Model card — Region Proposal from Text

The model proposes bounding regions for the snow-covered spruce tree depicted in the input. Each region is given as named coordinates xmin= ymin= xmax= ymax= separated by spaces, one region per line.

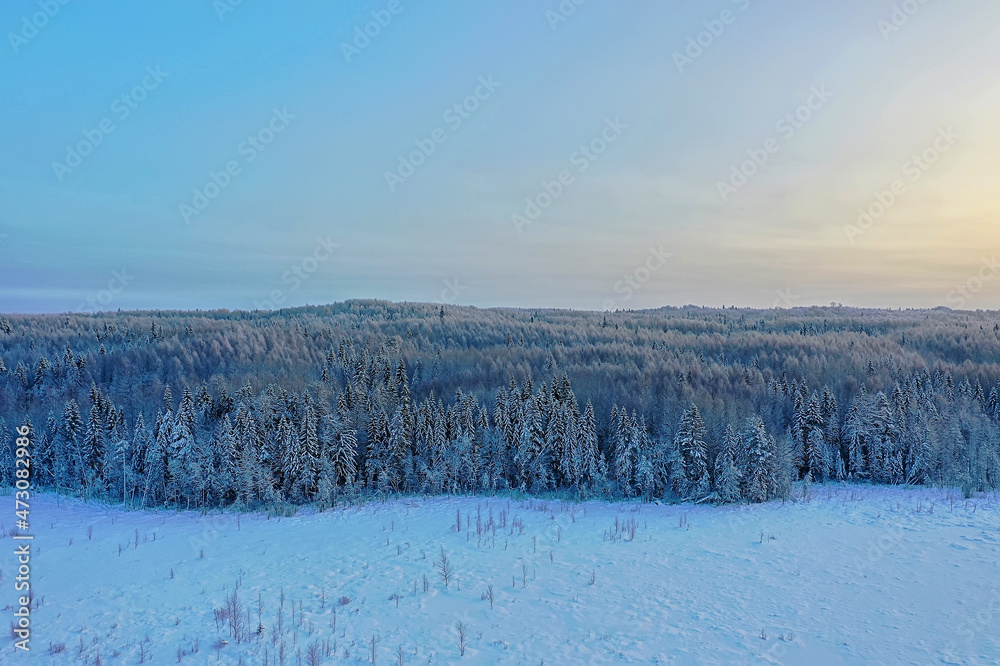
xmin=58 ymin=399 xmax=84 ymax=491
xmin=325 ymin=392 xmax=359 ymax=488
xmin=33 ymin=413 xmax=58 ymax=488
xmin=771 ymin=432 xmax=796 ymax=501
xmin=547 ymin=400 xmax=570 ymax=488
xmin=792 ymin=392 xmax=825 ymax=477
xmin=365 ymin=409 xmax=394 ymax=492
xmin=805 ymin=428 xmax=828 ymax=482
xmin=388 ymin=406 xmax=414 ymax=492
xmin=674 ymin=405 xmax=710 ymax=499
xmin=515 ymin=395 xmax=549 ymax=491
xmin=101 ymin=408 xmax=130 ymax=502
xmin=821 ymin=386 xmax=841 ymax=461
xmin=742 ymin=417 xmax=772 ymax=503
xmin=578 ymin=401 xmax=606 ymax=491
xmin=210 ymin=415 xmax=238 ymax=505
xmin=272 ymin=414 xmax=297 ymax=496
xmin=164 ymin=411 xmax=198 ymax=507
xmin=667 ymin=439 xmax=687 ymax=499
xmin=556 ymin=399 xmax=579 ymax=489
xmin=611 ymin=407 xmax=637 ymax=496
xmin=866 ymin=391 xmax=896 ymax=484
xmin=0 ymin=418 xmax=11 ymax=486
xmin=843 ymin=399 xmax=868 ymax=480
xmin=176 ymin=388 xmax=198 ymax=442
xmin=141 ymin=410 xmax=170 ymax=507
xmin=332 ymin=429 xmax=358 ymax=488
xmin=293 ymin=400 xmax=322 ymax=502
xmin=128 ymin=414 xmax=151 ymax=506
xmin=713 ymin=426 xmax=742 ymax=504
xmin=234 ymin=426 xmax=268 ymax=507
xmin=427 ymin=397 xmax=450 ymax=492
xmin=636 ymin=449 xmax=655 ymax=501
xmin=82 ymin=394 xmax=107 ymax=491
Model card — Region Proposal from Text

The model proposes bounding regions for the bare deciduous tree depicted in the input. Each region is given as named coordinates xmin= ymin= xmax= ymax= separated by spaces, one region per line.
xmin=456 ymin=621 xmax=468 ymax=656
xmin=436 ymin=547 xmax=453 ymax=588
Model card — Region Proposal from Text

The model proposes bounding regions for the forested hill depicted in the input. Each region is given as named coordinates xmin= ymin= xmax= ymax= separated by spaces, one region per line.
xmin=1 ymin=301 xmax=999 ymax=507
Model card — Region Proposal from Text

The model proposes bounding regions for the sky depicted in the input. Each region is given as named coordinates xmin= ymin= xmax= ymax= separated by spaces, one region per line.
xmin=1 ymin=0 xmax=999 ymax=314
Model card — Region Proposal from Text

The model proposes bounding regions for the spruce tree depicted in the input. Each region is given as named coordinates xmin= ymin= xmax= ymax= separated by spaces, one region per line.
xmin=579 ymin=401 xmax=605 ymax=490
xmin=674 ymin=405 xmax=710 ymax=498
xmin=805 ymin=428 xmax=827 ymax=481
xmin=60 ymin=400 xmax=85 ymax=490
xmin=714 ymin=426 xmax=742 ymax=503
xmin=743 ymin=417 xmax=772 ymax=503
xmin=211 ymin=415 xmax=238 ymax=505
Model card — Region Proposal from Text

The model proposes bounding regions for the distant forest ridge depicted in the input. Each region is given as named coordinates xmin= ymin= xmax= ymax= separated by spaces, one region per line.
xmin=1 ymin=300 xmax=999 ymax=507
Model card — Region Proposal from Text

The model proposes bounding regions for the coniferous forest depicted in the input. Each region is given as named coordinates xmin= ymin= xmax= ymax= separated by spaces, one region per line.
xmin=2 ymin=300 xmax=1000 ymax=509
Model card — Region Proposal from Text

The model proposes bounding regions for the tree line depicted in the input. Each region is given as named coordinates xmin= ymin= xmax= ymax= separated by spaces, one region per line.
xmin=1 ymin=302 xmax=999 ymax=507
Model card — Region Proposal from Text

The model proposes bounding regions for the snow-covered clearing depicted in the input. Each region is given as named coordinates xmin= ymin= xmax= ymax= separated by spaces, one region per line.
xmin=3 ymin=485 xmax=1000 ymax=665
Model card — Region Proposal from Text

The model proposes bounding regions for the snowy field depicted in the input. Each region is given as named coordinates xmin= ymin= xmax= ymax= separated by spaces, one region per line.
xmin=4 ymin=485 xmax=1000 ymax=665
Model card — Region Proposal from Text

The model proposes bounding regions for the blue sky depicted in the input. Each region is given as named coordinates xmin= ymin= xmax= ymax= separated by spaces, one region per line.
xmin=2 ymin=0 xmax=999 ymax=313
